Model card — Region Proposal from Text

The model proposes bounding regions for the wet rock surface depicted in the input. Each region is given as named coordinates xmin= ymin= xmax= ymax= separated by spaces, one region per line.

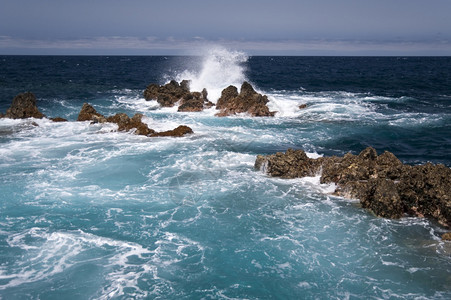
xmin=3 ymin=92 xmax=45 ymax=119
xmin=106 ymin=113 xmax=156 ymax=136
xmin=256 ymin=147 xmax=451 ymax=227
xmin=215 ymin=82 xmax=275 ymax=117
xmin=77 ymin=103 xmax=107 ymax=123
xmin=144 ymin=80 xmax=191 ymax=107
xmin=143 ymin=80 xmax=274 ymax=116
xmin=151 ymin=125 xmax=193 ymax=137
xmin=77 ymin=103 xmax=192 ymax=138
xmin=178 ymin=88 xmax=213 ymax=112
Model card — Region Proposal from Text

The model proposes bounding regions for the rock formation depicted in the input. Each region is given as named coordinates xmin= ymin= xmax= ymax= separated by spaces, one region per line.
xmin=106 ymin=113 xmax=156 ymax=136
xmin=144 ymin=80 xmax=213 ymax=111
xmin=178 ymin=88 xmax=213 ymax=112
xmin=3 ymin=92 xmax=45 ymax=119
xmin=77 ymin=103 xmax=193 ymax=138
xmin=143 ymin=80 xmax=273 ymax=116
xmin=255 ymin=147 xmax=451 ymax=227
xmin=144 ymin=80 xmax=190 ymax=107
xmin=49 ymin=117 xmax=68 ymax=122
xmin=151 ymin=125 xmax=193 ymax=137
xmin=215 ymin=82 xmax=275 ymax=117
xmin=77 ymin=103 xmax=107 ymax=123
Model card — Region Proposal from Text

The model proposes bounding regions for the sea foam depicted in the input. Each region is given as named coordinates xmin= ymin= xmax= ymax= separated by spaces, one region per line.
xmin=175 ymin=46 xmax=249 ymax=103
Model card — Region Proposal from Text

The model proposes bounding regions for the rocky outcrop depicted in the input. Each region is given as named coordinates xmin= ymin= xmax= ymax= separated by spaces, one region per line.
xmin=4 ymin=92 xmax=45 ymax=119
xmin=151 ymin=125 xmax=193 ymax=137
xmin=77 ymin=103 xmax=107 ymax=123
xmin=50 ymin=117 xmax=68 ymax=122
xmin=178 ymin=88 xmax=213 ymax=112
xmin=144 ymin=80 xmax=213 ymax=111
xmin=106 ymin=113 xmax=156 ymax=136
xmin=255 ymin=147 xmax=451 ymax=227
xmin=144 ymin=80 xmax=190 ymax=107
xmin=216 ymin=82 xmax=275 ymax=117
xmin=77 ymin=103 xmax=192 ymax=138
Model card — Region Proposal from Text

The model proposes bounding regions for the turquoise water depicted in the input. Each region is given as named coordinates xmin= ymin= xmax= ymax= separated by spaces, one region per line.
xmin=1 ymin=51 xmax=451 ymax=299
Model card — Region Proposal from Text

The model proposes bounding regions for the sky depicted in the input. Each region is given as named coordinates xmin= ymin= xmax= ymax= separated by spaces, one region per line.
xmin=0 ymin=0 xmax=450 ymax=55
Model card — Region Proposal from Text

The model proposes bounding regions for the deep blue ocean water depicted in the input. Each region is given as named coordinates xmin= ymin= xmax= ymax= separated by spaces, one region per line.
xmin=1 ymin=50 xmax=450 ymax=299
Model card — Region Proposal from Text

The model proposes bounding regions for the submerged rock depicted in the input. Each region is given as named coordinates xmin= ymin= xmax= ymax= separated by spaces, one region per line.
xmin=255 ymin=147 xmax=451 ymax=227
xmin=151 ymin=125 xmax=193 ymax=137
xmin=216 ymin=82 xmax=275 ymax=117
xmin=4 ymin=92 xmax=45 ymax=119
xmin=50 ymin=117 xmax=68 ymax=122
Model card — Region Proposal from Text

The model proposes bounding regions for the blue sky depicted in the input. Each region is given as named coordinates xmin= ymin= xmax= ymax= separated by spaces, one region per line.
xmin=1 ymin=0 xmax=450 ymax=55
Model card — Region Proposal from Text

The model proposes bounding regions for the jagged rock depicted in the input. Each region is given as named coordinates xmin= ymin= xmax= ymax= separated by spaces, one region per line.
xmin=151 ymin=125 xmax=193 ymax=137
xmin=442 ymin=232 xmax=451 ymax=240
xmin=4 ymin=92 xmax=45 ymax=119
xmin=178 ymin=88 xmax=213 ymax=112
xmin=76 ymin=103 xmax=192 ymax=138
xmin=144 ymin=80 xmax=191 ymax=107
xmin=144 ymin=80 xmax=213 ymax=111
xmin=255 ymin=147 xmax=451 ymax=227
xmin=50 ymin=117 xmax=68 ymax=122
xmin=215 ymin=82 xmax=275 ymax=117
xmin=107 ymin=113 xmax=155 ymax=136
xmin=77 ymin=103 xmax=107 ymax=123
xmin=397 ymin=163 xmax=451 ymax=227
xmin=255 ymin=149 xmax=321 ymax=178
xmin=299 ymin=104 xmax=308 ymax=109
xmin=216 ymin=86 xmax=239 ymax=109
xmin=360 ymin=178 xmax=404 ymax=219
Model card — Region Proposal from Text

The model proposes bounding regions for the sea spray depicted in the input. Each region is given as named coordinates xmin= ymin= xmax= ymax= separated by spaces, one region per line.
xmin=175 ymin=46 xmax=249 ymax=103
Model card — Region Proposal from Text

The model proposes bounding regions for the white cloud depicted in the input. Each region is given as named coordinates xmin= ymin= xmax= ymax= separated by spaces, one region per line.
xmin=0 ymin=35 xmax=450 ymax=56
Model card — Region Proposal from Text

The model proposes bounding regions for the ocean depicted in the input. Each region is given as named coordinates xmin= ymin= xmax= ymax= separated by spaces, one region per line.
xmin=1 ymin=49 xmax=450 ymax=299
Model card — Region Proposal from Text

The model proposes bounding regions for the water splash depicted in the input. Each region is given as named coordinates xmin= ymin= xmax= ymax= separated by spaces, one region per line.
xmin=176 ymin=46 xmax=249 ymax=103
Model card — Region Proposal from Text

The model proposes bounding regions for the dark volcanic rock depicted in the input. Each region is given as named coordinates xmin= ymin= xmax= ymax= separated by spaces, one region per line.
xmin=50 ymin=117 xmax=68 ymax=122
xmin=77 ymin=103 xmax=107 ymax=123
xmin=144 ymin=80 xmax=213 ymax=111
xmin=178 ymin=88 xmax=213 ymax=112
xmin=144 ymin=80 xmax=191 ymax=107
xmin=76 ymin=103 xmax=192 ymax=138
xmin=4 ymin=92 xmax=45 ymax=119
xmin=151 ymin=125 xmax=193 ymax=137
xmin=255 ymin=147 xmax=451 ymax=227
xmin=255 ymin=149 xmax=321 ymax=178
xmin=107 ymin=113 xmax=155 ymax=136
xmin=215 ymin=82 xmax=275 ymax=117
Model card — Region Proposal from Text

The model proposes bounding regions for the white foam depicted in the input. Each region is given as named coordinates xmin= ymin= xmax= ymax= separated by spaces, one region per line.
xmin=175 ymin=46 xmax=248 ymax=103
xmin=2 ymin=227 xmax=156 ymax=298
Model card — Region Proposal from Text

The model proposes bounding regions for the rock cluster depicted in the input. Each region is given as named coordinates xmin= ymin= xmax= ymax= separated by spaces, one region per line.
xmin=143 ymin=80 xmax=213 ymax=111
xmin=1 ymin=93 xmax=193 ymax=138
xmin=255 ymin=147 xmax=451 ymax=227
xmin=215 ymin=82 xmax=275 ymax=117
xmin=143 ymin=80 xmax=274 ymax=117
xmin=77 ymin=103 xmax=193 ymax=138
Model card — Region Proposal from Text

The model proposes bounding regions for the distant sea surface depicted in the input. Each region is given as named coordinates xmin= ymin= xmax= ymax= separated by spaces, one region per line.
xmin=1 ymin=52 xmax=450 ymax=299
